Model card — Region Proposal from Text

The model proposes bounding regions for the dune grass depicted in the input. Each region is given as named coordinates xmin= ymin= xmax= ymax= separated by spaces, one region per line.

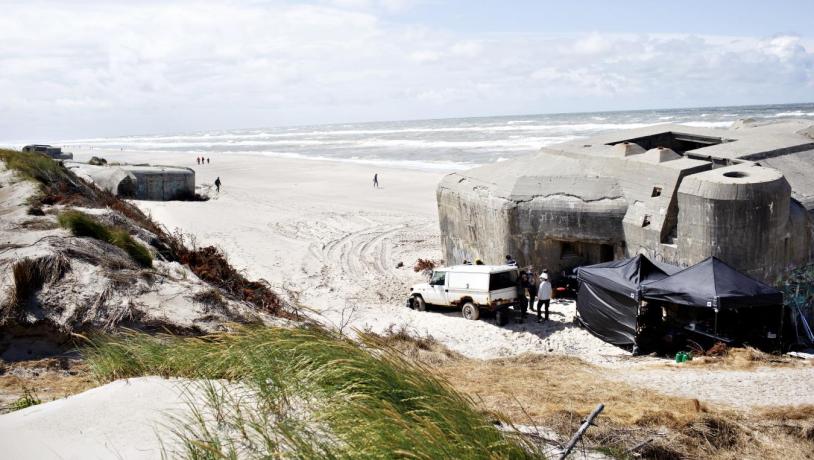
xmin=6 ymin=255 xmax=71 ymax=311
xmin=58 ymin=210 xmax=153 ymax=268
xmin=84 ymin=326 xmax=540 ymax=459
xmin=0 ymin=148 xmax=73 ymax=186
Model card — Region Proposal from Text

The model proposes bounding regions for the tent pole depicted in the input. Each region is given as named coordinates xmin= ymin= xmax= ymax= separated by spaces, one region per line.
xmin=779 ymin=302 xmax=785 ymax=351
xmin=713 ymin=296 xmax=720 ymax=336
xmin=714 ymin=310 xmax=718 ymax=336
xmin=636 ymin=292 xmax=641 ymax=330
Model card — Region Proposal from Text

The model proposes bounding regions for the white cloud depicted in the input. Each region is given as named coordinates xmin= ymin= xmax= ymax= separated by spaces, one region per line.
xmin=449 ymin=41 xmax=482 ymax=58
xmin=408 ymin=50 xmax=441 ymax=63
xmin=571 ymin=32 xmax=612 ymax=55
xmin=0 ymin=2 xmax=812 ymax=140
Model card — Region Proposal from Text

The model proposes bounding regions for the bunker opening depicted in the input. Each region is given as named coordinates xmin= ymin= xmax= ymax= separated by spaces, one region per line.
xmin=557 ymin=240 xmax=616 ymax=271
xmin=607 ymin=131 xmax=725 ymax=154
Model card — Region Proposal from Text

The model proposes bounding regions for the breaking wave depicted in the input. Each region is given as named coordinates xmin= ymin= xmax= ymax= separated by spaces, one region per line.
xmin=53 ymin=102 xmax=814 ymax=167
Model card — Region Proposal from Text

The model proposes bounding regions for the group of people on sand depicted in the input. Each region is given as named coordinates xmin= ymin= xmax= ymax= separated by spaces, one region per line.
xmin=192 ymin=156 xmax=221 ymax=192
xmin=507 ymin=255 xmax=553 ymax=324
xmin=462 ymin=255 xmax=553 ymax=324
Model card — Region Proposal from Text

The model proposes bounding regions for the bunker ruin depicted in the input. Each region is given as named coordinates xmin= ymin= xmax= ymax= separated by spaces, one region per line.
xmin=67 ymin=162 xmax=195 ymax=201
xmin=22 ymin=144 xmax=73 ymax=160
xmin=437 ymin=119 xmax=814 ymax=284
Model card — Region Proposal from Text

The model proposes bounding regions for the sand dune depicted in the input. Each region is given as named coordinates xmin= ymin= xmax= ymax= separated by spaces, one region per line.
xmin=0 ymin=377 xmax=193 ymax=459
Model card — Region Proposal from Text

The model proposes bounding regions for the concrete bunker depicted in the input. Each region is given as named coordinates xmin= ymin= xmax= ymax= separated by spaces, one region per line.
xmin=67 ymin=162 xmax=195 ymax=201
xmin=437 ymin=119 xmax=814 ymax=284
xmin=22 ymin=144 xmax=73 ymax=160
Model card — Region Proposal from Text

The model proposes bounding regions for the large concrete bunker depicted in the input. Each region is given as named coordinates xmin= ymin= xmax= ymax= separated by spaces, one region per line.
xmin=437 ymin=119 xmax=814 ymax=283
xmin=67 ymin=162 xmax=195 ymax=201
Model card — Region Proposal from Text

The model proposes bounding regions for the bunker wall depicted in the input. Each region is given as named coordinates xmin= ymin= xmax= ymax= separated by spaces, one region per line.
xmin=438 ymin=177 xmax=513 ymax=266
xmin=131 ymin=171 xmax=195 ymax=200
xmin=676 ymin=165 xmax=806 ymax=282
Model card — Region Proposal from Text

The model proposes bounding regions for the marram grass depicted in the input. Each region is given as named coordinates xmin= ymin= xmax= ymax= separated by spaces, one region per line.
xmin=58 ymin=210 xmax=152 ymax=267
xmin=85 ymin=326 xmax=541 ymax=459
xmin=0 ymin=148 xmax=72 ymax=186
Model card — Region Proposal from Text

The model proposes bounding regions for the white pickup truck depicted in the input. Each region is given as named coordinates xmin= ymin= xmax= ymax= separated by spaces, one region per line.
xmin=407 ymin=264 xmax=522 ymax=326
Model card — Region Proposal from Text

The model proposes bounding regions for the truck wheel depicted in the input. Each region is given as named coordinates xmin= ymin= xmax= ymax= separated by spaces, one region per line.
xmin=413 ymin=296 xmax=427 ymax=312
xmin=495 ymin=308 xmax=508 ymax=326
xmin=461 ymin=302 xmax=480 ymax=320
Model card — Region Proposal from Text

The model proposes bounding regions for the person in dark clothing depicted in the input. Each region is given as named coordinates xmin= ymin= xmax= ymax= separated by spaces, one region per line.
xmin=505 ymin=255 xmax=517 ymax=266
xmin=207 ymin=157 xmax=210 ymax=164
xmin=525 ymin=269 xmax=537 ymax=313
xmin=373 ymin=173 xmax=379 ymax=188
xmin=517 ymin=273 xmax=528 ymax=322
xmin=214 ymin=177 xmax=221 ymax=193
xmin=196 ymin=157 xmax=200 ymax=165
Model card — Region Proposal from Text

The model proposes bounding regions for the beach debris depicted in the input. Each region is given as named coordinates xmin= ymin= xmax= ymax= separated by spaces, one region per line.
xmin=559 ymin=403 xmax=604 ymax=459
xmin=413 ymin=258 xmax=436 ymax=273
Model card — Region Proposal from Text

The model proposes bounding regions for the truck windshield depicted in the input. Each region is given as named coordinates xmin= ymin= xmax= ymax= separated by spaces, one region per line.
xmin=489 ymin=270 xmax=518 ymax=290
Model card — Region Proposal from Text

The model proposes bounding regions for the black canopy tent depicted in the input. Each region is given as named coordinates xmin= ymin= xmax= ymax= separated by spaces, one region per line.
xmin=576 ymin=255 xmax=785 ymax=352
xmin=640 ymin=257 xmax=785 ymax=348
xmin=640 ymin=257 xmax=783 ymax=309
xmin=575 ymin=255 xmax=681 ymax=346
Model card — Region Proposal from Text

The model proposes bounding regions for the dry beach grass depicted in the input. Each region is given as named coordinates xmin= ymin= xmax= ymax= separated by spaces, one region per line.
xmin=355 ymin=327 xmax=814 ymax=458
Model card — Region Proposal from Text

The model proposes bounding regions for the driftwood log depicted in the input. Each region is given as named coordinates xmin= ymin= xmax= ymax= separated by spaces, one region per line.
xmin=558 ymin=403 xmax=604 ymax=460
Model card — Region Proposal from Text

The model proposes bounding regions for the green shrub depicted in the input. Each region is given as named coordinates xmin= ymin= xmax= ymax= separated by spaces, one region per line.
xmin=10 ymin=388 xmax=41 ymax=411
xmin=58 ymin=210 xmax=152 ymax=268
xmin=85 ymin=326 xmax=539 ymax=459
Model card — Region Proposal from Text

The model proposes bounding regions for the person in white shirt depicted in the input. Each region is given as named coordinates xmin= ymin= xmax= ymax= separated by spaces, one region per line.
xmin=536 ymin=273 xmax=552 ymax=323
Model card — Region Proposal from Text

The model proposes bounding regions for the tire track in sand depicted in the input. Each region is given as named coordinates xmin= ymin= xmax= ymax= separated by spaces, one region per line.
xmin=324 ymin=224 xmax=405 ymax=278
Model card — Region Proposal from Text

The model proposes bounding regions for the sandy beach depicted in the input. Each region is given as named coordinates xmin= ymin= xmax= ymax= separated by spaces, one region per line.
xmin=67 ymin=148 xmax=630 ymax=362
xmin=70 ymin=148 xmax=814 ymax=383
xmin=0 ymin=147 xmax=812 ymax=459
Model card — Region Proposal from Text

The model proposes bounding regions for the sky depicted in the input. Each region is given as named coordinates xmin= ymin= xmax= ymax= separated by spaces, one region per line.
xmin=1 ymin=0 xmax=813 ymax=140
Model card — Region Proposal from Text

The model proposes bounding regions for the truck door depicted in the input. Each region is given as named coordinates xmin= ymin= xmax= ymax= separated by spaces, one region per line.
xmin=425 ymin=271 xmax=449 ymax=306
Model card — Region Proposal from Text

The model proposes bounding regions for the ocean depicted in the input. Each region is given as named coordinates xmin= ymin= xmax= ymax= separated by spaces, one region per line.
xmin=58 ymin=103 xmax=814 ymax=171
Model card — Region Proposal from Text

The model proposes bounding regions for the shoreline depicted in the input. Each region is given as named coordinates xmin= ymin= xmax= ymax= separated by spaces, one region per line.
xmin=67 ymin=146 xmax=480 ymax=173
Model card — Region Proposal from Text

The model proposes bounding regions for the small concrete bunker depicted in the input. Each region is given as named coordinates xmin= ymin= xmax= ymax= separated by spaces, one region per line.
xmin=22 ymin=144 xmax=73 ymax=160
xmin=67 ymin=162 xmax=195 ymax=201
xmin=437 ymin=119 xmax=814 ymax=283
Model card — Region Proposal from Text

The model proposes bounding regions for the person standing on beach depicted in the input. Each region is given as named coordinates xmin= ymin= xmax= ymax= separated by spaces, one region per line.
xmin=525 ymin=268 xmax=537 ymax=313
xmin=215 ymin=177 xmax=221 ymax=193
xmin=207 ymin=157 xmax=210 ymax=164
xmin=196 ymin=157 xmax=200 ymax=165
xmin=517 ymin=272 xmax=528 ymax=322
xmin=373 ymin=173 xmax=379 ymax=188
xmin=536 ymin=273 xmax=552 ymax=323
